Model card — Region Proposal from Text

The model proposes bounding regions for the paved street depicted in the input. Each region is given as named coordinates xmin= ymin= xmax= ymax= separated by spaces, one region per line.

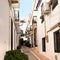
xmin=30 ymin=48 xmax=50 ymax=60
xmin=21 ymin=46 xmax=39 ymax=60
xmin=21 ymin=46 xmax=51 ymax=60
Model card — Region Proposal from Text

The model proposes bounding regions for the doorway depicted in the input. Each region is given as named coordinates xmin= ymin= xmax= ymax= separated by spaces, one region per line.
xmin=54 ymin=29 xmax=60 ymax=52
xmin=42 ymin=37 xmax=46 ymax=52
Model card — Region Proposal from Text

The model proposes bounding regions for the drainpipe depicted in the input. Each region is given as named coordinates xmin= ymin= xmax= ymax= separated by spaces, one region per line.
xmin=44 ymin=15 xmax=48 ymax=42
xmin=32 ymin=27 xmax=35 ymax=47
xmin=32 ymin=0 xmax=37 ymax=47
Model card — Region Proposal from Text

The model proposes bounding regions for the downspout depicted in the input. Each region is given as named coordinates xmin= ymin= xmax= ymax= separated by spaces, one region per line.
xmin=44 ymin=15 xmax=48 ymax=42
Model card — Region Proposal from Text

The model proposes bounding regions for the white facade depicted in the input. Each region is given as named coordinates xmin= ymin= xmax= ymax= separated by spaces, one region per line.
xmin=33 ymin=0 xmax=60 ymax=60
xmin=0 ymin=0 xmax=20 ymax=60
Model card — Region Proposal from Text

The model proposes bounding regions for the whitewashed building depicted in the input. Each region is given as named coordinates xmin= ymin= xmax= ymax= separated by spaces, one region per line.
xmin=0 ymin=0 xmax=20 ymax=60
xmin=34 ymin=0 xmax=60 ymax=60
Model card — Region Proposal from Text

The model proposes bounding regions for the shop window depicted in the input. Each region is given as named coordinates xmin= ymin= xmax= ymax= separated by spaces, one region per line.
xmin=52 ymin=0 xmax=58 ymax=10
xmin=54 ymin=29 xmax=60 ymax=52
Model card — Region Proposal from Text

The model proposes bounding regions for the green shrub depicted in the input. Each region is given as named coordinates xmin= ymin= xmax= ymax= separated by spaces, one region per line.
xmin=24 ymin=40 xmax=31 ymax=48
xmin=19 ymin=38 xmax=24 ymax=45
xmin=4 ymin=50 xmax=28 ymax=60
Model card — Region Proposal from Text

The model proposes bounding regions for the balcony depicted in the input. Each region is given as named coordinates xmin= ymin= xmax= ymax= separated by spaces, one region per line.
xmin=32 ymin=17 xmax=37 ymax=29
xmin=14 ymin=9 xmax=19 ymax=21
xmin=30 ymin=25 xmax=33 ymax=31
xmin=40 ymin=15 xmax=44 ymax=23
xmin=33 ymin=20 xmax=37 ymax=26
xmin=14 ymin=9 xmax=19 ymax=33
xmin=41 ymin=2 xmax=51 ymax=15
xmin=8 ymin=0 xmax=19 ymax=7
xmin=32 ymin=16 xmax=37 ymax=24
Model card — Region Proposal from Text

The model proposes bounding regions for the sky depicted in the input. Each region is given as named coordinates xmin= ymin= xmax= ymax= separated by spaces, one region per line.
xmin=20 ymin=0 xmax=33 ymax=20
xmin=20 ymin=0 xmax=33 ymax=33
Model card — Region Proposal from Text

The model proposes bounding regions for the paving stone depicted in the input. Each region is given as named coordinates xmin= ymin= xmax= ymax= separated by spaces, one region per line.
xmin=21 ymin=46 xmax=39 ymax=60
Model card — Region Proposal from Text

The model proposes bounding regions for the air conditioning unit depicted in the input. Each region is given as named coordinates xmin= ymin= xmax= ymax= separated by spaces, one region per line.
xmin=43 ymin=2 xmax=51 ymax=15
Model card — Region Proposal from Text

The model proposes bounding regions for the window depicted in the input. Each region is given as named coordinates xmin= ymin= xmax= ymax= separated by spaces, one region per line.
xmin=52 ymin=0 xmax=58 ymax=10
xmin=54 ymin=29 xmax=60 ymax=52
xmin=42 ymin=37 xmax=46 ymax=52
xmin=41 ymin=3 xmax=44 ymax=23
xmin=41 ymin=16 xmax=44 ymax=23
xmin=34 ymin=28 xmax=37 ymax=47
xmin=36 ymin=0 xmax=41 ymax=10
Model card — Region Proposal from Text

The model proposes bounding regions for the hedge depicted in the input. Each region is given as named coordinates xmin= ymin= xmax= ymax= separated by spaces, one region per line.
xmin=4 ymin=50 xmax=28 ymax=60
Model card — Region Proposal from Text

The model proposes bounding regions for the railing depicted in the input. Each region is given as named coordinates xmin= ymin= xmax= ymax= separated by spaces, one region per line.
xmin=41 ymin=2 xmax=51 ymax=15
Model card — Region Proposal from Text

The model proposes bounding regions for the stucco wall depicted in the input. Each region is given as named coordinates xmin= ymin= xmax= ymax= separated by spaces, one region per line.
xmin=0 ymin=0 xmax=10 ymax=60
xmin=13 ymin=25 xmax=19 ymax=50
xmin=36 ymin=0 xmax=60 ymax=60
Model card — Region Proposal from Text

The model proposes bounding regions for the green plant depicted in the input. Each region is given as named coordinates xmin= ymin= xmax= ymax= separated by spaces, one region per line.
xmin=19 ymin=38 xmax=24 ymax=45
xmin=24 ymin=40 xmax=31 ymax=48
xmin=4 ymin=50 xmax=28 ymax=60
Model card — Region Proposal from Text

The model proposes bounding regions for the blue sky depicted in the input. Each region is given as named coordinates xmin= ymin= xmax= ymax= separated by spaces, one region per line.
xmin=20 ymin=0 xmax=33 ymax=20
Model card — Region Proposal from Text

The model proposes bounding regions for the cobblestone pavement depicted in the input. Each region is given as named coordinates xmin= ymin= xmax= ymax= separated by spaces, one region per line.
xmin=21 ymin=46 xmax=39 ymax=60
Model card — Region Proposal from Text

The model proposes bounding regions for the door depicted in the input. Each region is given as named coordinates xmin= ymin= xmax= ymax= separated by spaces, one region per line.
xmin=42 ymin=37 xmax=46 ymax=52
xmin=54 ymin=29 xmax=60 ymax=52
xmin=34 ymin=28 xmax=37 ymax=47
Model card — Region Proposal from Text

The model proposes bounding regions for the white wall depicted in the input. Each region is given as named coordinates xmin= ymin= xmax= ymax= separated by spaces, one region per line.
xmin=36 ymin=0 xmax=60 ymax=60
xmin=0 ymin=0 xmax=10 ymax=60
xmin=13 ymin=22 xmax=19 ymax=50
xmin=45 ymin=0 xmax=60 ymax=59
xmin=0 ymin=0 xmax=19 ymax=60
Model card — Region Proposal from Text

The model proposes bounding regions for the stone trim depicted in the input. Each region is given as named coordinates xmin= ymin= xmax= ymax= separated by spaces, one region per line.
xmin=47 ymin=22 xmax=60 ymax=33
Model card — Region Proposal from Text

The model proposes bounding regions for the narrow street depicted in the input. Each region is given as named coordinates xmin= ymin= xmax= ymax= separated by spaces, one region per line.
xmin=21 ymin=46 xmax=51 ymax=60
xmin=21 ymin=46 xmax=39 ymax=60
xmin=0 ymin=0 xmax=60 ymax=60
